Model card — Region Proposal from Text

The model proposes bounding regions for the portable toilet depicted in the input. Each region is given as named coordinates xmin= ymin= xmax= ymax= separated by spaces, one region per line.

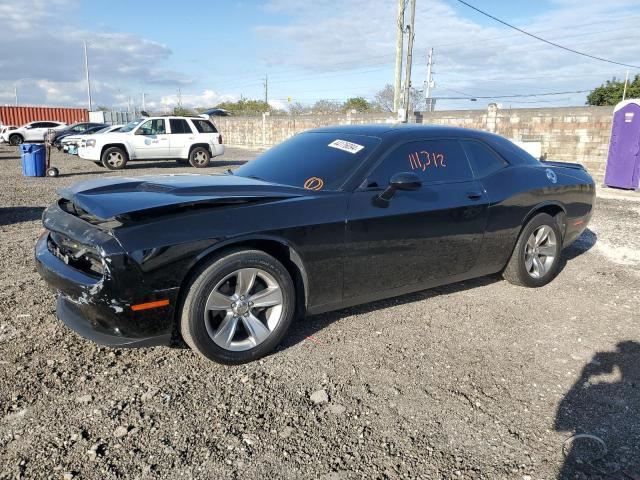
xmin=604 ymin=99 xmax=640 ymax=190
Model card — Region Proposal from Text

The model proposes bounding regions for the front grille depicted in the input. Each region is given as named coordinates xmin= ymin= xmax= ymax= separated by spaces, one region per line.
xmin=48 ymin=232 xmax=104 ymax=277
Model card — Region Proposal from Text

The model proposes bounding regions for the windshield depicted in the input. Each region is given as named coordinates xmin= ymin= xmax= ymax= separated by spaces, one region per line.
xmin=235 ymin=132 xmax=381 ymax=191
xmin=119 ymin=118 xmax=144 ymax=133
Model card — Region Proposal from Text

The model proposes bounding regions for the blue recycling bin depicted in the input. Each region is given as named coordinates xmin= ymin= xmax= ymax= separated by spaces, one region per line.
xmin=20 ymin=144 xmax=46 ymax=177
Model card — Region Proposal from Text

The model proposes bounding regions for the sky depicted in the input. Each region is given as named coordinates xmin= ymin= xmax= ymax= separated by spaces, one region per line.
xmin=0 ymin=0 xmax=639 ymax=112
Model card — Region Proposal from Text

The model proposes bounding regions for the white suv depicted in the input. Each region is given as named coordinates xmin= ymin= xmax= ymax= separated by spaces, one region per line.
xmin=3 ymin=121 xmax=66 ymax=145
xmin=77 ymin=116 xmax=225 ymax=170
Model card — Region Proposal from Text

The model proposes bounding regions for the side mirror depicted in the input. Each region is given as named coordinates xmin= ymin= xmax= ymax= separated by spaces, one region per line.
xmin=134 ymin=129 xmax=145 ymax=135
xmin=378 ymin=172 xmax=422 ymax=202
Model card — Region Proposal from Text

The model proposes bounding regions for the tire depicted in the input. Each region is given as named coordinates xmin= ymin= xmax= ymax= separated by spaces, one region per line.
xmin=101 ymin=146 xmax=128 ymax=170
xmin=9 ymin=134 xmax=23 ymax=146
xmin=189 ymin=146 xmax=211 ymax=168
xmin=180 ymin=249 xmax=295 ymax=364
xmin=502 ymin=213 xmax=562 ymax=287
xmin=46 ymin=167 xmax=59 ymax=177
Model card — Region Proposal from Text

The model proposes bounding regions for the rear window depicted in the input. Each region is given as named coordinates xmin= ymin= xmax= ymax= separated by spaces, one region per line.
xmin=192 ymin=119 xmax=218 ymax=133
xmin=461 ymin=140 xmax=508 ymax=178
xmin=484 ymin=135 xmax=540 ymax=165
xmin=236 ymin=132 xmax=381 ymax=191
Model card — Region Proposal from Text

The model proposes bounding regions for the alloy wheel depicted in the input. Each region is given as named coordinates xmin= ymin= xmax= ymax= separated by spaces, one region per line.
xmin=106 ymin=151 xmax=124 ymax=168
xmin=204 ymin=268 xmax=284 ymax=351
xmin=193 ymin=150 xmax=208 ymax=166
xmin=524 ymin=225 xmax=557 ymax=278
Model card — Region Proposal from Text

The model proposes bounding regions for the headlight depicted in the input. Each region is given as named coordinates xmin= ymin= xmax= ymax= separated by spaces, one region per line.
xmin=86 ymin=139 xmax=96 ymax=147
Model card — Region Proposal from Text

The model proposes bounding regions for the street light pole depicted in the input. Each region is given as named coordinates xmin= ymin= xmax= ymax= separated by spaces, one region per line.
xmin=83 ymin=41 xmax=93 ymax=111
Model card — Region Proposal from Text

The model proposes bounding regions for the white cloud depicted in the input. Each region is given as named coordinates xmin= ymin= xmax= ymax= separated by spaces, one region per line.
xmin=0 ymin=0 xmax=192 ymax=108
xmin=160 ymin=89 xmax=236 ymax=109
xmin=256 ymin=0 xmax=640 ymax=108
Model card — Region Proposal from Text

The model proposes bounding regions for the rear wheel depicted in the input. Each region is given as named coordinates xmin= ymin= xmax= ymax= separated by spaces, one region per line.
xmin=180 ymin=249 xmax=295 ymax=364
xmin=101 ymin=146 xmax=128 ymax=170
xmin=189 ymin=146 xmax=211 ymax=168
xmin=9 ymin=134 xmax=23 ymax=146
xmin=502 ymin=213 xmax=562 ymax=287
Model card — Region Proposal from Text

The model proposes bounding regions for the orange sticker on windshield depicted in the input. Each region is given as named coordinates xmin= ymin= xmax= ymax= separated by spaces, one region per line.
xmin=304 ymin=177 xmax=324 ymax=190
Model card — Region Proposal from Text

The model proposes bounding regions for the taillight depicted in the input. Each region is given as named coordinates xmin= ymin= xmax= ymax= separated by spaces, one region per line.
xmin=218 ymin=135 xmax=223 ymax=144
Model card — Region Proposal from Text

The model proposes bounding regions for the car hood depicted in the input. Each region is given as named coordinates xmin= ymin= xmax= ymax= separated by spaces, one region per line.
xmin=58 ymin=174 xmax=307 ymax=221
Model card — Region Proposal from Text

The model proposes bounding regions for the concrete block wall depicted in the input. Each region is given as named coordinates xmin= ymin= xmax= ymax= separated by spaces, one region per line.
xmin=214 ymin=106 xmax=614 ymax=183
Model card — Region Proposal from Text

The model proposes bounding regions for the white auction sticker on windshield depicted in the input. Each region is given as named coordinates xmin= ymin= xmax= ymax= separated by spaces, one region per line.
xmin=328 ymin=139 xmax=365 ymax=154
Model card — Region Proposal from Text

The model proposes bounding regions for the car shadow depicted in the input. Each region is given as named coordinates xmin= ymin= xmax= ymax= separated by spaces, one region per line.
xmin=278 ymin=227 xmax=597 ymax=354
xmin=0 ymin=206 xmax=45 ymax=226
xmin=555 ymin=341 xmax=640 ymax=479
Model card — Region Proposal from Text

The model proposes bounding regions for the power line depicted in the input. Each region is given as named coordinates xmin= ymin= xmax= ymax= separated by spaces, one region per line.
xmin=455 ymin=0 xmax=640 ymax=69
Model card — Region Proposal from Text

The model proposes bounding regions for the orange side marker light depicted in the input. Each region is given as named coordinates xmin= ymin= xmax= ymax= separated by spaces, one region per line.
xmin=131 ymin=299 xmax=170 ymax=311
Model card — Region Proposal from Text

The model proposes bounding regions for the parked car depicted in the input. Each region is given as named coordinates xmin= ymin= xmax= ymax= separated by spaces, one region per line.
xmin=60 ymin=125 xmax=121 ymax=155
xmin=3 ymin=121 xmax=66 ymax=145
xmin=53 ymin=122 xmax=108 ymax=149
xmin=35 ymin=125 xmax=595 ymax=364
xmin=200 ymin=108 xmax=231 ymax=117
xmin=65 ymin=124 xmax=124 ymax=154
xmin=0 ymin=125 xmax=17 ymax=143
xmin=77 ymin=116 xmax=224 ymax=169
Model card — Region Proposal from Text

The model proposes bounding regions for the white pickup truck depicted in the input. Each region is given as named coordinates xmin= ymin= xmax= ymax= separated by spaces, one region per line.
xmin=77 ymin=116 xmax=224 ymax=169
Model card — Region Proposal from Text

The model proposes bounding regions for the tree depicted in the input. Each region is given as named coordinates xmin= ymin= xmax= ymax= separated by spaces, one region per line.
xmin=212 ymin=99 xmax=273 ymax=115
xmin=311 ymin=99 xmax=341 ymax=114
xmin=288 ymin=101 xmax=310 ymax=115
xmin=587 ymin=75 xmax=640 ymax=106
xmin=342 ymin=97 xmax=371 ymax=113
xmin=173 ymin=106 xmax=195 ymax=116
xmin=373 ymin=84 xmax=425 ymax=112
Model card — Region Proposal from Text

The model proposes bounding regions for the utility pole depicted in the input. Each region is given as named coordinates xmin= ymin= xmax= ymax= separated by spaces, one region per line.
xmin=401 ymin=0 xmax=416 ymax=121
xmin=622 ymin=69 xmax=629 ymax=101
xmin=14 ymin=86 xmax=18 ymax=106
xmin=177 ymin=88 xmax=182 ymax=108
xmin=83 ymin=41 xmax=93 ymax=111
xmin=263 ymin=74 xmax=269 ymax=105
xmin=142 ymin=92 xmax=147 ymax=112
xmin=424 ymin=48 xmax=435 ymax=112
xmin=393 ymin=0 xmax=406 ymax=112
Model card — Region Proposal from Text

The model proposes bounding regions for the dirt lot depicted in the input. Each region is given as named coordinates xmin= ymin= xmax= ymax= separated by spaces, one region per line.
xmin=0 ymin=145 xmax=639 ymax=480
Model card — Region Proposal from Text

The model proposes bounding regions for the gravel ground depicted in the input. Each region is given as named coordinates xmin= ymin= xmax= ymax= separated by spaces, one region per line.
xmin=0 ymin=145 xmax=639 ymax=480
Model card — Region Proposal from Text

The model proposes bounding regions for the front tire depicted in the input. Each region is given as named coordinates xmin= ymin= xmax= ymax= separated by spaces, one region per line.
xmin=502 ymin=213 xmax=562 ymax=287
xmin=9 ymin=134 xmax=23 ymax=146
xmin=189 ymin=146 xmax=211 ymax=168
xmin=101 ymin=146 xmax=128 ymax=170
xmin=180 ymin=250 xmax=295 ymax=364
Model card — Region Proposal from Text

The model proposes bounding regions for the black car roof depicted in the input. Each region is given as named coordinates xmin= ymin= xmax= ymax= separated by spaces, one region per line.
xmin=306 ymin=123 xmax=498 ymax=141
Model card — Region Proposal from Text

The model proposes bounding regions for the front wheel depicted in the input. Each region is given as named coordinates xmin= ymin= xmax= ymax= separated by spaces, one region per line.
xmin=9 ymin=134 xmax=23 ymax=146
xmin=180 ymin=250 xmax=295 ymax=364
xmin=189 ymin=146 xmax=211 ymax=168
xmin=502 ymin=213 xmax=562 ymax=287
xmin=101 ymin=146 xmax=128 ymax=170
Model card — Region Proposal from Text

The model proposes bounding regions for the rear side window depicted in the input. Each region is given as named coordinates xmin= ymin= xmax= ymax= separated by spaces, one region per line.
xmin=461 ymin=140 xmax=508 ymax=178
xmin=369 ymin=139 xmax=473 ymax=186
xmin=192 ymin=119 xmax=217 ymax=133
xmin=43 ymin=122 xmax=60 ymax=128
xmin=170 ymin=118 xmax=193 ymax=134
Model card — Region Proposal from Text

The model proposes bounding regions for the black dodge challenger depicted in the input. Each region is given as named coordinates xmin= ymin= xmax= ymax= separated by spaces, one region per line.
xmin=36 ymin=125 xmax=595 ymax=364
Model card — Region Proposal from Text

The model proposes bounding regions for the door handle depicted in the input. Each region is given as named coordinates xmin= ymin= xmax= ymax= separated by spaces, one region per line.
xmin=467 ymin=191 xmax=483 ymax=200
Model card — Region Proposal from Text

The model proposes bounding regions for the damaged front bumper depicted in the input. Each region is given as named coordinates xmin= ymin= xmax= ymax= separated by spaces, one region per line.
xmin=35 ymin=204 xmax=177 ymax=348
